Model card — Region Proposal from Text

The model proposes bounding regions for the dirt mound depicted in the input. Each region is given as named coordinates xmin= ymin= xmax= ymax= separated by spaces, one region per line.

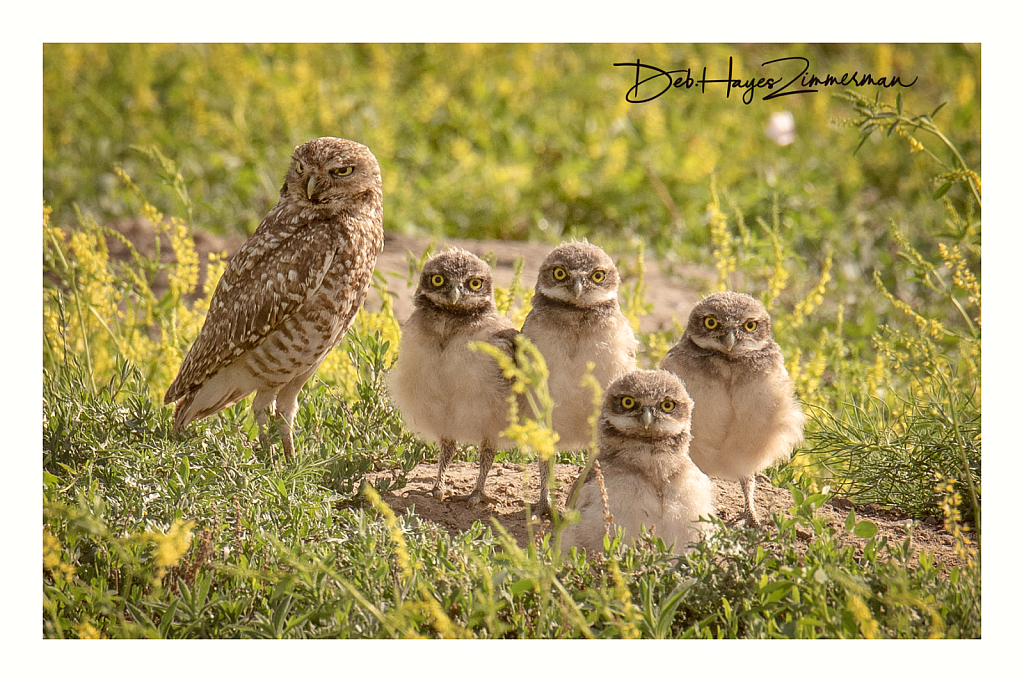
xmin=376 ymin=460 xmax=967 ymax=569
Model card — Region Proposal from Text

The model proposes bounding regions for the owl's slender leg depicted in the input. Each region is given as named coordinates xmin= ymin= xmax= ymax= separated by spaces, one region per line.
xmin=274 ymin=370 xmax=316 ymax=461
xmin=431 ymin=439 xmax=457 ymax=501
xmin=740 ymin=475 xmax=763 ymax=528
xmin=534 ymin=456 xmax=554 ymax=518
xmin=463 ymin=441 xmax=497 ymax=507
xmin=252 ymin=390 xmax=277 ymax=456
xmin=274 ymin=407 xmax=296 ymax=461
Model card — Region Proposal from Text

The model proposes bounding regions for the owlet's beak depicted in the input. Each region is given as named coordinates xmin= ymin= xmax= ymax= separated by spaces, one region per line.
xmin=722 ymin=330 xmax=736 ymax=352
xmin=448 ymin=286 xmax=462 ymax=304
xmin=306 ymin=174 xmax=320 ymax=202
xmin=571 ymin=277 xmax=584 ymax=299
xmin=640 ymin=407 xmax=654 ymax=429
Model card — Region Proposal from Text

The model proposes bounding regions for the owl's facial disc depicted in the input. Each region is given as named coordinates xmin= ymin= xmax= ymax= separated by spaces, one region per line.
xmin=541 ymin=270 xmax=617 ymax=306
xmin=607 ymin=411 xmax=686 ymax=437
xmin=691 ymin=327 xmax=767 ymax=355
xmin=296 ymin=156 xmax=361 ymax=204
xmin=417 ymin=268 xmax=493 ymax=313
xmin=606 ymin=391 xmax=688 ymax=436
xmin=423 ymin=287 xmax=468 ymax=310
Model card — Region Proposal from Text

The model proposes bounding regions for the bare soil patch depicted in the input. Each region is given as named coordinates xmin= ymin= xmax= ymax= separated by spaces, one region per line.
xmin=374 ymin=460 xmax=967 ymax=569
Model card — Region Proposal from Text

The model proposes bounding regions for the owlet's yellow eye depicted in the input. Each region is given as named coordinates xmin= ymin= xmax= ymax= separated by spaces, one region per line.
xmin=294 ymin=161 xmax=304 ymax=174
xmin=431 ymin=274 xmax=445 ymax=287
xmin=468 ymin=278 xmax=483 ymax=291
xmin=620 ymin=396 xmax=635 ymax=410
xmin=704 ymin=317 xmax=719 ymax=330
xmin=591 ymin=270 xmax=606 ymax=283
xmin=660 ymin=400 xmax=676 ymax=412
xmin=553 ymin=267 xmax=567 ymax=281
xmin=744 ymin=320 xmax=758 ymax=332
xmin=331 ymin=166 xmax=354 ymax=177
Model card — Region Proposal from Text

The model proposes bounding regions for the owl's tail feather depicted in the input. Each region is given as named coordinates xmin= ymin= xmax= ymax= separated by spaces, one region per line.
xmin=171 ymin=386 xmax=250 ymax=432
xmin=171 ymin=393 xmax=197 ymax=432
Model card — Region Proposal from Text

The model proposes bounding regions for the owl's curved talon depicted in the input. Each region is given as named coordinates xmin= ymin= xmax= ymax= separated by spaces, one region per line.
xmin=460 ymin=490 xmax=496 ymax=507
xmin=532 ymin=499 xmax=554 ymax=520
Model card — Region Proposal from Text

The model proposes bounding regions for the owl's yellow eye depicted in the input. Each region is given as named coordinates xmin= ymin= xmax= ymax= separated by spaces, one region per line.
xmin=294 ymin=161 xmax=304 ymax=174
xmin=704 ymin=317 xmax=719 ymax=330
xmin=591 ymin=270 xmax=606 ymax=283
xmin=620 ymin=396 xmax=635 ymax=410
xmin=468 ymin=277 xmax=483 ymax=291
xmin=744 ymin=320 xmax=758 ymax=332
xmin=331 ymin=166 xmax=354 ymax=177
xmin=660 ymin=400 xmax=676 ymax=412
xmin=553 ymin=267 xmax=568 ymax=281
xmin=431 ymin=274 xmax=445 ymax=287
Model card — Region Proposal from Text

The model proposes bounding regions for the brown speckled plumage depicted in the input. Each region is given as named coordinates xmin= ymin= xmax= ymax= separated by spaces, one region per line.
xmin=164 ymin=137 xmax=384 ymax=458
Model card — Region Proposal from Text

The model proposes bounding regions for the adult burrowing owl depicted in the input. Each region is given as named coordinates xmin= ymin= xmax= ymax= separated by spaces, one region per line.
xmin=520 ymin=240 xmax=638 ymax=517
xmin=563 ymin=370 xmax=716 ymax=555
xmin=660 ymin=291 xmax=805 ymax=527
xmin=164 ymin=137 xmax=384 ymax=459
xmin=389 ymin=248 xmax=519 ymax=506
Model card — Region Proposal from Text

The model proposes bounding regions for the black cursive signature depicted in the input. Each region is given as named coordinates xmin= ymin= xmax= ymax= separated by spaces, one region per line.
xmin=614 ymin=56 xmax=918 ymax=105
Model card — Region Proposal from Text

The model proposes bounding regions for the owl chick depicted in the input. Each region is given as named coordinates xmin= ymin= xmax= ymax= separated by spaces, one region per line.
xmin=520 ymin=240 xmax=638 ymax=517
xmin=164 ymin=137 xmax=384 ymax=460
xmin=660 ymin=291 xmax=806 ymax=527
xmin=389 ymin=248 xmax=519 ymax=506
xmin=562 ymin=370 xmax=716 ymax=555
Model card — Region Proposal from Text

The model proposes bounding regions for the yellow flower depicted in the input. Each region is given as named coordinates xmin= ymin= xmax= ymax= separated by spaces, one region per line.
xmin=43 ymin=528 xmax=62 ymax=572
xmin=847 ymin=594 xmax=879 ymax=639
xmin=151 ymin=519 xmax=195 ymax=577
xmin=706 ymin=179 xmax=736 ymax=289
xmin=74 ymin=620 xmax=102 ymax=639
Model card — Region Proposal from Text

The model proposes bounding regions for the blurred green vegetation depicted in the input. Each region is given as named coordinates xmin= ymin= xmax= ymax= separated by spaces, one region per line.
xmin=44 ymin=43 xmax=978 ymax=245
xmin=42 ymin=43 xmax=980 ymax=351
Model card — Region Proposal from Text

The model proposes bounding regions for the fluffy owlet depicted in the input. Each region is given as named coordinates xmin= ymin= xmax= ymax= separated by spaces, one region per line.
xmin=520 ymin=240 xmax=638 ymax=517
xmin=562 ymin=369 xmax=716 ymax=555
xmin=164 ymin=137 xmax=384 ymax=459
xmin=660 ymin=291 xmax=806 ymax=527
xmin=388 ymin=248 xmax=519 ymax=506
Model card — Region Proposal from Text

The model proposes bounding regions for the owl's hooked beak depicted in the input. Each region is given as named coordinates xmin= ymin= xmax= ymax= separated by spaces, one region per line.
xmin=640 ymin=406 xmax=654 ymax=429
xmin=306 ymin=174 xmax=321 ymax=202
xmin=448 ymin=286 xmax=462 ymax=304
xmin=571 ymin=277 xmax=584 ymax=299
xmin=721 ymin=330 xmax=737 ymax=352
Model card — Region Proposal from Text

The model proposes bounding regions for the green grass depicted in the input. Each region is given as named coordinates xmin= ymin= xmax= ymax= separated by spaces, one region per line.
xmin=43 ymin=43 xmax=980 ymax=639
xmin=42 ymin=355 xmax=980 ymax=638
